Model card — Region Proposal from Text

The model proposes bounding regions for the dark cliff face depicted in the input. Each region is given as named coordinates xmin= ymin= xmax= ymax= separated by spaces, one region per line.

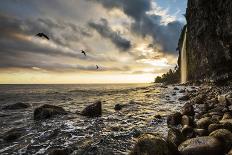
xmin=184 ymin=0 xmax=232 ymax=81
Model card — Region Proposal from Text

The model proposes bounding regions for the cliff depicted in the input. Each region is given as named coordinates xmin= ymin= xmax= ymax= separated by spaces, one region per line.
xmin=182 ymin=0 xmax=232 ymax=83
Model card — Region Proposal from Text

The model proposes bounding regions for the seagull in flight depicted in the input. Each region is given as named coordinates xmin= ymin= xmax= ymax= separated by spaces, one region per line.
xmin=96 ymin=65 xmax=99 ymax=70
xmin=35 ymin=33 xmax=49 ymax=40
xmin=81 ymin=50 xmax=86 ymax=56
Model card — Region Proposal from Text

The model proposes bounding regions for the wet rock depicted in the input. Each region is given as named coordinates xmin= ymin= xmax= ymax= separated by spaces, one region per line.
xmin=209 ymin=129 xmax=232 ymax=152
xmin=174 ymin=87 xmax=179 ymax=90
xmin=131 ymin=128 xmax=142 ymax=138
xmin=167 ymin=128 xmax=185 ymax=147
xmin=192 ymin=94 xmax=205 ymax=104
xmin=178 ymin=137 xmax=223 ymax=155
xmin=194 ymin=128 xmax=208 ymax=136
xmin=196 ymin=117 xmax=212 ymax=129
xmin=182 ymin=103 xmax=194 ymax=116
xmin=211 ymin=115 xmax=222 ymax=122
xmin=129 ymin=133 xmax=172 ymax=155
xmin=220 ymin=119 xmax=232 ymax=124
xmin=181 ymin=125 xmax=195 ymax=139
xmin=226 ymin=92 xmax=232 ymax=105
xmin=154 ymin=114 xmax=162 ymax=119
xmin=81 ymin=101 xmax=102 ymax=117
xmin=172 ymin=92 xmax=177 ymax=96
xmin=218 ymin=94 xmax=229 ymax=106
xmin=167 ymin=112 xmax=182 ymax=126
xmin=181 ymin=115 xmax=194 ymax=127
xmin=179 ymin=89 xmax=186 ymax=93
xmin=3 ymin=128 xmax=26 ymax=142
xmin=111 ymin=125 xmax=122 ymax=132
xmin=3 ymin=102 xmax=30 ymax=110
xmin=34 ymin=104 xmax=67 ymax=120
xmin=114 ymin=104 xmax=122 ymax=111
xmin=179 ymin=95 xmax=190 ymax=101
xmin=222 ymin=112 xmax=232 ymax=120
xmin=208 ymin=124 xmax=224 ymax=133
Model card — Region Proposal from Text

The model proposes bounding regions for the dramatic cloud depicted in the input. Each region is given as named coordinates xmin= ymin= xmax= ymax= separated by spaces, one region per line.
xmin=0 ymin=0 xmax=187 ymax=83
xmin=90 ymin=0 xmax=183 ymax=54
xmin=88 ymin=18 xmax=131 ymax=51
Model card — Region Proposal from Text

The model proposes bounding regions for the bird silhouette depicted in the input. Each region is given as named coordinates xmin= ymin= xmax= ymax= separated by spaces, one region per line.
xmin=96 ymin=65 xmax=99 ymax=70
xmin=35 ymin=33 xmax=49 ymax=40
xmin=81 ymin=50 xmax=86 ymax=56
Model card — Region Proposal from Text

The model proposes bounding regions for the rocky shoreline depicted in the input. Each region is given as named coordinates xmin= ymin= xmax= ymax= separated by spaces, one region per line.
xmin=130 ymin=83 xmax=232 ymax=155
xmin=1 ymin=84 xmax=232 ymax=155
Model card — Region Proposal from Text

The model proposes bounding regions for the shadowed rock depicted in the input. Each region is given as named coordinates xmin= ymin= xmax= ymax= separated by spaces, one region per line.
xmin=81 ymin=101 xmax=102 ymax=117
xmin=3 ymin=128 xmax=26 ymax=142
xmin=167 ymin=112 xmax=182 ymax=126
xmin=3 ymin=102 xmax=31 ymax=110
xmin=114 ymin=104 xmax=123 ymax=111
xmin=34 ymin=104 xmax=67 ymax=120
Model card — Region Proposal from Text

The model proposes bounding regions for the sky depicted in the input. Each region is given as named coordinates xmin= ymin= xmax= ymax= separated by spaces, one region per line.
xmin=0 ymin=0 xmax=187 ymax=84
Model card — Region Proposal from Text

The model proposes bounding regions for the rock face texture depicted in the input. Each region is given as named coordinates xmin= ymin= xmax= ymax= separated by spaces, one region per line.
xmin=180 ymin=0 xmax=232 ymax=81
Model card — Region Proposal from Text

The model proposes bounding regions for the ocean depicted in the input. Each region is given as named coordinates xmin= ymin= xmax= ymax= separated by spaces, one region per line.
xmin=0 ymin=84 xmax=187 ymax=155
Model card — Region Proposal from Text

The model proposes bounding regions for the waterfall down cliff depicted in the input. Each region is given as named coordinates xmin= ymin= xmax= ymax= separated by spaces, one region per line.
xmin=181 ymin=28 xmax=187 ymax=84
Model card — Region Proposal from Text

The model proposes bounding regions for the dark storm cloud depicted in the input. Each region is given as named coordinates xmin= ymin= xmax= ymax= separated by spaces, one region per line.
xmin=90 ymin=0 xmax=183 ymax=54
xmin=88 ymin=18 xmax=131 ymax=51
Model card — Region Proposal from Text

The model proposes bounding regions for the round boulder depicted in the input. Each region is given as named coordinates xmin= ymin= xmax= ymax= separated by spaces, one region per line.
xmin=209 ymin=129 xmax=232 ymax=152
xmin=178 ymin=136 xmax=223 ymax=155
xmin=196 ymin=117 xmax=212 ymax=129
xmin=130 ymin=133 xmax=172 ymax=155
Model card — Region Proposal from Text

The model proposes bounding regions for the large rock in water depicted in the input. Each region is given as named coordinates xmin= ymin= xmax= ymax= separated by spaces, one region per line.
xmin=81 ymin=101 xmax=102 ymax=117
xmin=129 ymin=134 xmax=172 ymax=155
xmin=3 ymin=102 xmax=30 ymax=110
xmin=178 ymin=137 xmax=223 ymax=155
xmin=34 ymin=104 xmax=67 ymax=120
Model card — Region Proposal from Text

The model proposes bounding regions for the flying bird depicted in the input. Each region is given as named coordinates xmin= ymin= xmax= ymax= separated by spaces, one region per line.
xmin=96 ymin=65 xmax=99 ymax=70
xmin=35 ymin=33 xmax=49 ymax=40
xmin=81 ymin=50 xmax=86 ymax=56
